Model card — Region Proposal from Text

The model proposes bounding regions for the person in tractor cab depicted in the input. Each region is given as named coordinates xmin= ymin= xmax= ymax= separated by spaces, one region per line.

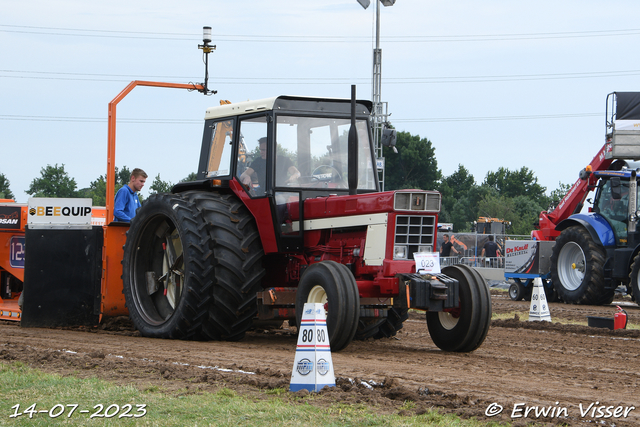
xmin=239 ymin=137 xmax=300 ymax=194
xmin=113 ymin=168 xmax=147 ymax=222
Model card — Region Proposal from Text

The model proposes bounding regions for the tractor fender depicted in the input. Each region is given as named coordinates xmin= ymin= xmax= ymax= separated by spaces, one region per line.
xmin=555 ymin=213 xmax=615 ymax=248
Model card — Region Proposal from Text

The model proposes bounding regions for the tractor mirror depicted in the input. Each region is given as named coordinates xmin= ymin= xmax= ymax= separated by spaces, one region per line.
xmin=381 ymin=128 xmax=397 ymax=148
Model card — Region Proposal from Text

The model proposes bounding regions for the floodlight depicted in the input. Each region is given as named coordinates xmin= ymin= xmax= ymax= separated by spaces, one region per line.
xmin=202 ymin=26 xmax=212 ymax=44
xmin=380 ymin=0 xmax=396 ymax=5
xmin=357 ymin=0 xmax=371 ymax=9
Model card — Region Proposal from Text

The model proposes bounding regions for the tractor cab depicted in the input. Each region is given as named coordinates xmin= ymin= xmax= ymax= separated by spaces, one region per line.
xmin=191 ymin=96 xmax=379 ymax=252
xmin=590 ymin=170 xmax=639 ymax=247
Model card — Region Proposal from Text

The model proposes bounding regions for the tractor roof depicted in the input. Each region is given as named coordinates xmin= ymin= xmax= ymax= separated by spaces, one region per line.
xmin=204 ymin=95 xmax=373 ymax=121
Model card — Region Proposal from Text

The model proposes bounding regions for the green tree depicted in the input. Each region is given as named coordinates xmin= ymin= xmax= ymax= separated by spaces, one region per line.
xmin=78 ymin=166 xmax=133 ymax=206
xmin=383 ymin=131 xmax=441 ymax=191
xmin=483 ymin=166 xmax=547 ymax=206
xmin=477 ymin=194 xmax=515 ymax=222
xmin=438 ymin=165 xmax=478 ymax=232
xmin=116 ymin=166 xmax=131 ymax=187
xmin=27 ymin=164 xmax=78 ymax=198
xmin=511 ymin=195 xmax=544 ymax=235
xmin=476 ymin=193 xmax=543 ymax=235
xmin=547 ymin=181 xmax=572 ymax=211
xmin=149 ymin=174 xmax=173 ymax=194
xmin=180 ymin=172 xmax=198 ymax=182
xmin=0 ymin=173 xmax=15 ymax=200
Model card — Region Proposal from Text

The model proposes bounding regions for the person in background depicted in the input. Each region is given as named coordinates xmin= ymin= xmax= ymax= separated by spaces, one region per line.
xmin=481 ymin=235 xmax=502 ymax=266
xmin=439 ymin=234 xmax=459 ymax=257
xmin=113 ymin=168 xmax=147 ymax=222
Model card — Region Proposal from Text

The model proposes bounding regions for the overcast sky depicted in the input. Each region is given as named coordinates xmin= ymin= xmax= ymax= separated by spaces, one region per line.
xmin=2 ymin=0 xmax=640 ymax=203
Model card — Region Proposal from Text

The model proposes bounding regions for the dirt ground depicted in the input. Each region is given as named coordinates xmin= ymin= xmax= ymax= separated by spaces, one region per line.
xmin=2 ymin=289 xmax=639 ymax=426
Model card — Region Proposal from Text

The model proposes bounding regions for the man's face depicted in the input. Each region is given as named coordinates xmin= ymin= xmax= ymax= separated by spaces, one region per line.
xmin=443 ymin=235 xmax=449 ymax=243
xmin=131 ymin=175 xmax=146 ymax=192
xmin=259 ymin=142 xmax=267 ymax=159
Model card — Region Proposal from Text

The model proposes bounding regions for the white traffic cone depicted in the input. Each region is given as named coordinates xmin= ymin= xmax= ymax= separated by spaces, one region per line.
xmin=528 ymin=277 xmax=551 ymax=322
xmin=289 ymin=303 xmax=336 ymax=392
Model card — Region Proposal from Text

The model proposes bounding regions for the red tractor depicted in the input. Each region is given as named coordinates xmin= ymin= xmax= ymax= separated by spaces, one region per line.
xmin=118 ymin=86 xmax=491 ymax=352
xmin=2 ymin=30 xmax=490 ymax=351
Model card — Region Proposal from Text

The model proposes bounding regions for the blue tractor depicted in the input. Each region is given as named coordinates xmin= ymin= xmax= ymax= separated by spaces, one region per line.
xmin=550 ymin=92 xmax=640 ymax=305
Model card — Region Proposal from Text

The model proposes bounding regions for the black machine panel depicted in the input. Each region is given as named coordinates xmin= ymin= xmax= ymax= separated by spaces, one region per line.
xmin=21 ymin=227 xmax=103 ymax=328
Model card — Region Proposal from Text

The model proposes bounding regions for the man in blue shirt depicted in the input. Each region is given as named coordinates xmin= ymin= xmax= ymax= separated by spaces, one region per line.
xmin=113 ymin=168 xmax=147 ymax=222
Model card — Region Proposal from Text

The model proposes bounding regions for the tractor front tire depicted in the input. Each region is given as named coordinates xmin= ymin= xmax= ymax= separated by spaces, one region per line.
xmin=426 ymin=264 xmax=491 ymax=352
xmin=550 ymin=226 xmax=611 ymax=305
xmin=295 ymin=261 xmax=359 ymax=352
xmin=122 ymin=193 xmax=214 ymax=339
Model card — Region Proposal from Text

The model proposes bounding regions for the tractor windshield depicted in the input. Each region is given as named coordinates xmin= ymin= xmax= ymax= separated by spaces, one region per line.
xmin=275 ymin=115 xmax=377 ymax=191
xmin=595 ymin=178 xmax=637 ymax=245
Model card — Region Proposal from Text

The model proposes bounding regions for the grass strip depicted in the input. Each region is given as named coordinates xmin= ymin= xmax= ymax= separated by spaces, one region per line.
xmin=0 ymin=362 xmax=500 ymax=427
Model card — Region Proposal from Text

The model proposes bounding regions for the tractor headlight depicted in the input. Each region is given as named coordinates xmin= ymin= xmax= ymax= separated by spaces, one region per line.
xmin=418 ymin=245 xmax=432 ymax=253
xmin=394 ymin=245 xmax=408 ymax=259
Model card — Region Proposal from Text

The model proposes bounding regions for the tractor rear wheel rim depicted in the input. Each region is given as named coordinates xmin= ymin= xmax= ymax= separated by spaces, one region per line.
xmin=557 ymin=241 xmax=585 ymax=291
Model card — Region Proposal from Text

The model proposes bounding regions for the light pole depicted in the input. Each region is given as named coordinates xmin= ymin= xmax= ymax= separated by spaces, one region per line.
xmin=357 ymin=0 xmax=395 ymax=190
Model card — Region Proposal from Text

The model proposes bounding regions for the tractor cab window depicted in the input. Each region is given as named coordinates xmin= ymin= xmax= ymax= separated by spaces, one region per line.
xmin=205 ymin=119 xmax=235 ymax=178
xmin=596 ymin=178 xmax=633 ymax=245
xmin=236 ymin=116 xmax=269 ymax=197
xmin=275 ymin=116 xmax=376 ymax=191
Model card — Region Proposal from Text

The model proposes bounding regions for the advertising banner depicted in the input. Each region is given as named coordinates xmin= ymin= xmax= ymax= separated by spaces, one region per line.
xmin=504 ymin=240 xmax=538 ymax=274
xmin=27 ymin=198 xmax=93 ymax=229
xmin=0 ymin=206 xmax=21 ymax=230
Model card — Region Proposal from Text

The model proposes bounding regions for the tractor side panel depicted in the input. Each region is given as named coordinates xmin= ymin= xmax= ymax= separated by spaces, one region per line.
xmin=101 ymin=223 xmax=129 ymax=317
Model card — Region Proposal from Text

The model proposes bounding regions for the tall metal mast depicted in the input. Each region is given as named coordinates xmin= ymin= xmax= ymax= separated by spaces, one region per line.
xmin=358 ymin=0 xmax=395 ymax=191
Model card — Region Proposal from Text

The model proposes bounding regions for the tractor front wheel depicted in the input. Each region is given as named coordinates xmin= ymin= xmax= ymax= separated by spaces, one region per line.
xmin=426 ymin=264 xmax=491 ymax=352
xmin=295 ymin=261 xmax=359 ymax=351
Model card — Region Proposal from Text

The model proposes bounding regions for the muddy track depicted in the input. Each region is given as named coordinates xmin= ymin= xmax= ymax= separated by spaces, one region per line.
xmin=1 ymin=291 xmax=639 ymax=426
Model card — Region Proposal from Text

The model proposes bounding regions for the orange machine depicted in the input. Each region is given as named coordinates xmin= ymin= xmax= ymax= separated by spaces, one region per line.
xmin=0 ymin=201 xmax=27 ymax=321
xmin=0 ymin=82 xmax=204 ymax=326
xmin=0 ymin=201 xmax=109 ymax=321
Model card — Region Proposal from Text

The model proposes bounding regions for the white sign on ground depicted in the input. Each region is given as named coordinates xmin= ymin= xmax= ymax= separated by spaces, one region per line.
xmin=289 ymin=303 xmax=335 ymax=392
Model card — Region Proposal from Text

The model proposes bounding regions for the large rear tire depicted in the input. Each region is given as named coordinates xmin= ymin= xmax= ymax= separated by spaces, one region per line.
xmin=295 ymin=261 xmax=359 ymax=351
xmin=629 ymin=252 xmax=640 ymax=303
xmin=122 ymin=193 xmax=215 ymax=339
xmin=426 ymin=264 xmax=491 ymax=352
xmin=187 ymin=192 xmax=265 ymax=341
xmin=550 ymin=226 xmax=612 ymax=305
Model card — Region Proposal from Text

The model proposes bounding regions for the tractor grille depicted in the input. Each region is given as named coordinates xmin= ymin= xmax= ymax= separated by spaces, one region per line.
xmin=394 ymin=191 xmax=441 ymax=212
xmin=394 ymin=215 xmax=436 ymax=259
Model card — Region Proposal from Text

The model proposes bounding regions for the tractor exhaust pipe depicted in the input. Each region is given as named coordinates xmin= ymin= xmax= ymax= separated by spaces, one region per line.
xmin=348 ymin=85 xmax=358 ymax=195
